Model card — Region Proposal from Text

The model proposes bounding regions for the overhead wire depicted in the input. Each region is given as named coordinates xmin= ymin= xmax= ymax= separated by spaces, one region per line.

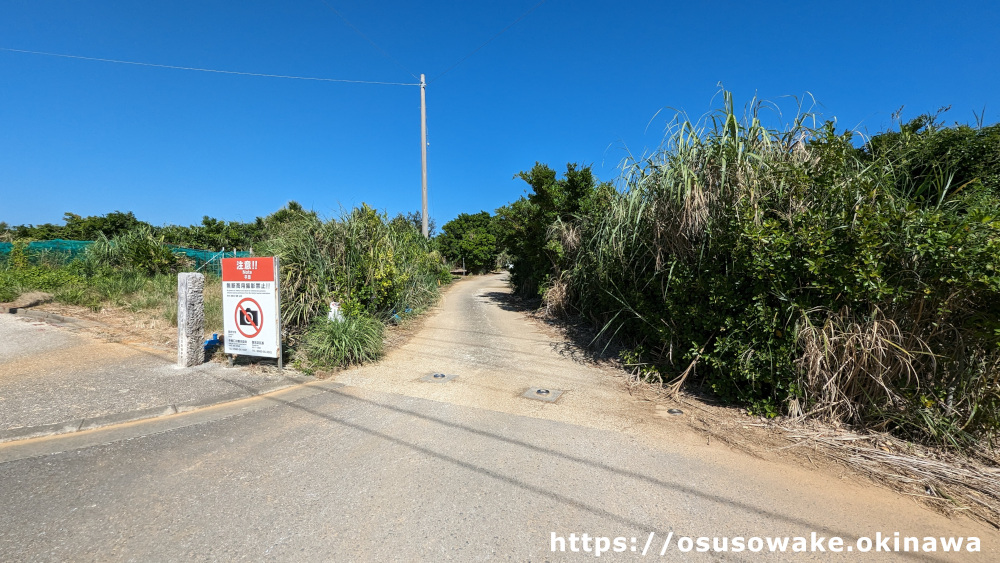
xmin=5 ymin=1 xmax=549 ymax=88
xmin=317 ymin=0 xmax=419 ymax=81
xmin=4 ymin=5 xmax=550 ymax=236
xmin=0 ymin=47 xmax=420 ymax=86
xmin=428 ymin=0 xmax=547 ymax=84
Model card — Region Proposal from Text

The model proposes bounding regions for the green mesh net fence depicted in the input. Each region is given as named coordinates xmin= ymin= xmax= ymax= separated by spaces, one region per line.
xmin=168 ymin=246 xmax=251 ymax=275
xmin=0 ymin=240 xmax=250 ymax=275
xmin=0 ymin=239 xmax=92 ymax=258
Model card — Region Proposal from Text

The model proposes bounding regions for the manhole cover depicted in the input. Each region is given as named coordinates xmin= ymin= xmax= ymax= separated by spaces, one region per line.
xmin=522 ymin=387 xmax=563 ymax=402
xmin=421 ymin=372 xmax=457 ymax=383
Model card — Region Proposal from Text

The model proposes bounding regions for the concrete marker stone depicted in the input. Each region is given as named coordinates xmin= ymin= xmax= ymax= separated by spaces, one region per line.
xmin=177 ymin=272 xmax=206 ymax=367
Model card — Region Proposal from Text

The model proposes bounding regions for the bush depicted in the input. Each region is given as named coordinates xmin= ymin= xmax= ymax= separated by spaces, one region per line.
xmin=0 ymin=285 xmax=16 ymax=302
xmin=498 ymin=92 xmax=1000 ymax=448
xmin=3 ymin=203 xmax=447 ymax=372
xmin=495 ymin=163 xmax=612 ymax=297
xmin=86 ymin=225 xmax=179 ymax=275
xmin=259 ymin=203 xmax=450 ymax=331
xmin=0 ymin=262 xmax=85 ymax=302
xmin=304 ymin=315 xmax=385 ymax=368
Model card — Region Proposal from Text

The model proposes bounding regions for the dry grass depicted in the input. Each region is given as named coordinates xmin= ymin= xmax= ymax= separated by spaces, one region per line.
xmin=795 ymin=306 xmax=933 ymax=423
xmin=622 ymin=350 xmax=1000 ymax=529
xmin=542 ymin=278 xmax=570 ymax=318
xmin=651 ymin=381 xmax=1000 ymax=529
xmin=779 ymin=425 xmax=1000 ymax=529
xmin=548 ymin=219 xmax=581 ymax=255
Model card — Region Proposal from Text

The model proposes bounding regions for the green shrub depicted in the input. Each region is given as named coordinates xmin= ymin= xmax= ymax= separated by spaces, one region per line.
xmin=436 ymin=212 xmax=499 ymax=274
xmin=304 ymin=314 xmax=385 ymax=367
xmin=86 ymin=225 xmax=178 ymax=275
xmin=0 ymin=286 xmax=16 ymax=302
xmin=259 ymin=203 xmax=450 ymax=332
xmin=498 ymin=91 xmax=1000 ymax=449
xmin=9 ymin=240 xmax=30 ymax=269
xmin=0 ymin=264 xmax=84 ymax=296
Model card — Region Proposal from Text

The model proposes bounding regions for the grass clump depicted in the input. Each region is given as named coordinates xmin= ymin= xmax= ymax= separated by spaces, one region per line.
xmin=259 ymin=204 xmax=450 ymax=330
xmin=303 ymin=315 xmax=385 ymax=368
xmin=86 ymin=225 xmax=180 ymax=275
xmin=259 ymin=203 xmax=451 ymax=368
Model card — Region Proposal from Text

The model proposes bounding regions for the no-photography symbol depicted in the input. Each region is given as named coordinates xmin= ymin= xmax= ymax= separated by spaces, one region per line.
xmin=235 ymin=297 xmax=263 ymax=338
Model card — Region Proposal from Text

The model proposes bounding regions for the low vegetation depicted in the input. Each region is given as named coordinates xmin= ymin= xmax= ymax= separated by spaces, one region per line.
xmin=1 ymin=203 xmax=451 ymax=369
xmin=258 ymin=203 xmax=451 ymax=370
xmin=495 ymin=93 xmax=1000 ymax=452
xmin=0 ymin=231 xmax=226 ymax=333
xmin=304 ymin=314 xmax=385 ymax=367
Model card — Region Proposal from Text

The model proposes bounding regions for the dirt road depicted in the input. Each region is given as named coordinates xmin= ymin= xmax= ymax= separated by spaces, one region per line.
xmin=340 ymin=274 xmax=994 ymax=545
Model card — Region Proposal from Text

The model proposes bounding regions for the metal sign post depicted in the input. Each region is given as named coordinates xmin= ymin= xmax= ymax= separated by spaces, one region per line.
xmin=274 ymin=256 xmax=282 ymax=370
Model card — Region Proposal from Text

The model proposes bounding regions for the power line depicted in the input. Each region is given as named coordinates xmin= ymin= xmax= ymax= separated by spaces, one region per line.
xmin=317 ymin=0 xmax=418 ymax=81
xmin=429 ymin=0 xmax=547 ymax=84
xmin=0 ymin=47 xmax=420 ymax=86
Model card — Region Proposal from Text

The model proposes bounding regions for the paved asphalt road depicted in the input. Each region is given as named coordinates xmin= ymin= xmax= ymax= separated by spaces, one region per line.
xmin=0 ymin=274 xmax=993 ymax=561
xmin=0 ymin=311 xmax=305 ymax=440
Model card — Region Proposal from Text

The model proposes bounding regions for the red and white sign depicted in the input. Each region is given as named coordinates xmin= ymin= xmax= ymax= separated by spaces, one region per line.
xmin=234 ymin=297 xmax=263 ymax=338
xmin=222 ymin=257 xmax=281 ymax=358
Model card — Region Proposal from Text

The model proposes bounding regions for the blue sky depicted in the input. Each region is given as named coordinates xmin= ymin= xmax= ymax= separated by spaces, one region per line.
xmin=2 ymin=0 xmax=998 ymax=230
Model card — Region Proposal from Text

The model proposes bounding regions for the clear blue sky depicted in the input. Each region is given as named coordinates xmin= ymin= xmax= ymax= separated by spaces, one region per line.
xmin=2 ymin=0 xmax=998 ymax=229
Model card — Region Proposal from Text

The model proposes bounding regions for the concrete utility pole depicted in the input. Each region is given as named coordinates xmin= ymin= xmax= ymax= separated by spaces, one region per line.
xmin=420 ymin=73 xmax=429 ymax=238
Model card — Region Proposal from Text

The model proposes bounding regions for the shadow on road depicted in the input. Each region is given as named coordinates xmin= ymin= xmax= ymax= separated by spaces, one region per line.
xmin=479 ymin=290 xmax=622 ymax=367
xmin=478 ymin=290 xmax=538 ymax=313
xmin=215 ymin=377 xmax=944 ymax=562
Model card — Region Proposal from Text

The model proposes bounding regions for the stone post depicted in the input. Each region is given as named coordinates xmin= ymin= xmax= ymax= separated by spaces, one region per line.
xmin=177 ymin=272 xmax=205 ymax=367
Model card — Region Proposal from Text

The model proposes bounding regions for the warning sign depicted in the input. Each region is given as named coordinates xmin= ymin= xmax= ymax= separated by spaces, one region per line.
xmin=222 ymin=257 xmax=281 ymax=358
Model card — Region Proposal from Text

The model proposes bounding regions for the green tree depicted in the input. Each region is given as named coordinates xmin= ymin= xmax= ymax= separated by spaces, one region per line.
xmin=436 ymin=211 xmax=497 ymax=274
xmin=4 ymin=211 xmax=147 ymax=241
xmin=62 ymin=211 xmax=146 ymax=240
xmin=156 ymin=202 xmax=311 ymax=250
xmin=495 ymin=162 xmax=606 ymax=296
xmin=402 ymin=210 xmax=437 ymax=237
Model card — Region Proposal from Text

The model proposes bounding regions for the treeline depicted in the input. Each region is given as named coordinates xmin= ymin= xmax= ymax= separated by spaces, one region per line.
xmin=0 ymin=202 xmax=328 ymax=251
xmin=431 ymin=165 xmax=613 ymax=277
xmin=454 ymin=97 xmax=1000 ymax=449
